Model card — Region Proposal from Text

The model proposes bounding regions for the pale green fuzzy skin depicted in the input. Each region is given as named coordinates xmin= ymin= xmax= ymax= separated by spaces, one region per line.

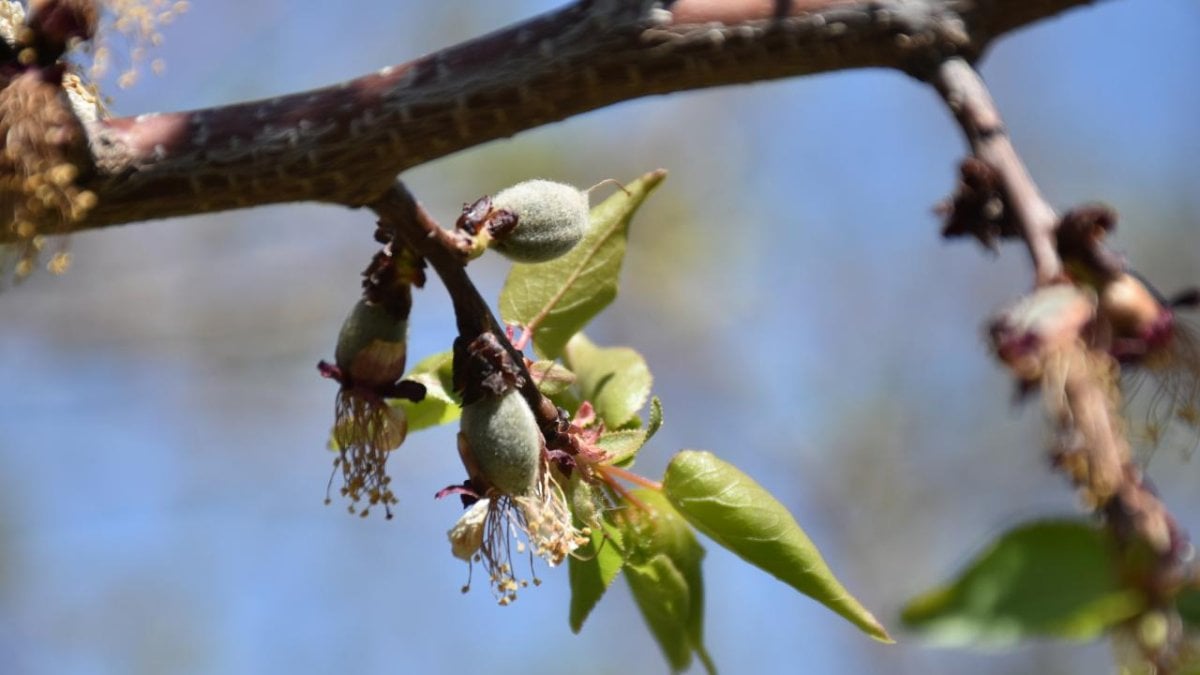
xmin=491 ymin=180 xmax=589 ymax=263
xmin=461 ymin=390 xmax=542 ymax=496
xmin=334 ymin=299 xmax=408 ymax=384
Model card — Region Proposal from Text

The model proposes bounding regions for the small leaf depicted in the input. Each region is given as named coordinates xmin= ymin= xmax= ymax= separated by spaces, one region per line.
xmin=564 ymin=333 xmax=653 ymax=428
xmin=568 ymin=520 xmax=625 ymax=633
xmin=499 ymin=170 xmax=666 ymax=359
xmin=901 ymin=519 xmax=1144 ymax=647
xmin=529 ymin=359 xmax=576 ymax=396
xmin=394 ymin=350 xmax=460 ymax=432
xmin=664 ymin=450 xmax=891 ymax=643
xmin=622 ymin=489 xmax=713 ymax=674
xmin=626 ymin=555 xmax=693 ymax=672
xmin=596 ymin=429 xmax=647 ymax=467
xmin=1176 ymin=586 xmax=1200 ymax=629
xmin=646 ymin=396 xmax=664 ymax=441
xmin=568 ymin=478 xmax=625 ymax=632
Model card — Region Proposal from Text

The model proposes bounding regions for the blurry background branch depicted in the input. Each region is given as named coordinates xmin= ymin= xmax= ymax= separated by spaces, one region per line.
xmin=3 ymin=0 xmax=1094 ymax=240
xmin=932 ymin=54 xmax=1194 ymax=671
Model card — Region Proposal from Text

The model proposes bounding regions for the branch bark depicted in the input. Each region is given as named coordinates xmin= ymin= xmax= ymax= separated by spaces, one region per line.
xmin=5 ymin=0 xmax=1094 ymax=240
xmin=930 ymin=57 xmax=1063 ymax=285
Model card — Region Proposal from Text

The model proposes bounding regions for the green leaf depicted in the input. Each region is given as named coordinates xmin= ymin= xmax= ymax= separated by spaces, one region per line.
xmin=626 ymin=555 xmax=693 ymax=672
xmin=567 ymin=478 xmax=625 ymax=632
xmin=1177 ymin=586 xmax=1200 ymax=629
xmin=568 ymin=520 xmax=625 ymax=633
xmin=563 ymin=333 xmax=652 ymax=429
xmin=499 ymin=170 xmax=666 ymax=359
xmin=646 ymin=396 xmax=664 ymax=441
xmin=622 ymin=489 xmax=713 ymax=674
xmin=394 ymin=350 xmax=460 ymax=432
xmin=901 ymin=519 xmax=1144 ymax=647
xmin=663 ymin=450 xmax=892 ymax=643
xmin=528 ymin=359 xmax=576 ymax=396
xmin=596 ymin=429 xmax=648 ymax=467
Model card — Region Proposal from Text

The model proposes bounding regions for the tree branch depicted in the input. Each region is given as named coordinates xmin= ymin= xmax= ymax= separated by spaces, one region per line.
xmin=929 ymin=57 xmax=1062 ymax=285
xmin=934 ymin=55 xmax=1192 ymax=668
xmin=3 ymin=0 xmax=1095 ymax=240
xmin=370 ymin=182 xmax=560 ymax=426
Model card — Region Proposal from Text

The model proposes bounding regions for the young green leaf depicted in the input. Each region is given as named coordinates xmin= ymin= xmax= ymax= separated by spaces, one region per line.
xmin=646 ymin=396 xmax=664 ymax=441
xmin=499 ymin=170 xmax=666 ymax=359
xmin=663 ymin=450 xmax=892 ymax=643
xmin=528 ymin=359 xmax=576 ymax=396
xmin=622 ymin=489 xmax=714 ymax=675
xmin=1176 ymin=586 xmax=1200 ymax=629
xmin=563 ymin=333 xmax=652 ymax=429
xmin=901 ymin=519 xmax=1144 ymax=647
xmin=596 ymin=429 xmax=648 ymax=467
xmin=568 ymin=519 xmax=625 ymax=633
xmin=626 ymin=554 xmax=694 ymax=672
xmin=393 ymin=350 xmax=459 ymax=432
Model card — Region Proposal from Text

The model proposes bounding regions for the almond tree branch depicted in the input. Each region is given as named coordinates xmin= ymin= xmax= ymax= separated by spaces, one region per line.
xmin=933 ymin=54 xmax=1192 ymax=669
xmin=929 ymin=56 xmax=1062 ymax=285
xmin=369 ymin=182 xmax=561 ymax=427
xmin=2 ymin=0 xmax=1095 ymax=241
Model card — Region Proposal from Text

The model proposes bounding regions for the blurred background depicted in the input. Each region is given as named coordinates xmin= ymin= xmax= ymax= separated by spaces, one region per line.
xmin=1 ymin=1 xmax=1198 ymax=673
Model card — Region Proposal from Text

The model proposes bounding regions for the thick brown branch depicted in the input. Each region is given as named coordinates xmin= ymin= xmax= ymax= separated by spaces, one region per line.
xmin=3 ymin=0 xmax=1093 ymax=239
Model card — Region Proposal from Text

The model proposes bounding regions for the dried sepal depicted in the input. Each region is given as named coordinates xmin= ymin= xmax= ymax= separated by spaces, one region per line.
xmin=26 ymin=0 xmax=99 ymax=63
xmin=938 ymin=157 xmax=1017 ymax=250
xmin=327 ymin=387 xmax=406 ymax=518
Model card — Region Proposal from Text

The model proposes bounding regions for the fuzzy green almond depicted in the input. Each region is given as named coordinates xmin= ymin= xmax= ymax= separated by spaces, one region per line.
xmin=334 ymin=299 xmax=409 ymax=387
xmin=491 ymin=179 xmax=590 ymax=263
xmin=460 ymin=390 xmax=542 ymax=496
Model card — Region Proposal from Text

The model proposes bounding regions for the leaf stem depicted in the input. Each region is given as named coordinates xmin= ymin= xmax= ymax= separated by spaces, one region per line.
xmin=598 ymin=463 xmax=663 ymax=492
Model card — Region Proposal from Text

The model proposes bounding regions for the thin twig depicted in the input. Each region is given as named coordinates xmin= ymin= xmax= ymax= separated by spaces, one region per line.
xmin=369 ymin=181 xmax=559 ymax=428
xmin=931 ymin=54 xmax=1193 ymax=670
xmin=930 ymin=57 xmax=1063 ymax=286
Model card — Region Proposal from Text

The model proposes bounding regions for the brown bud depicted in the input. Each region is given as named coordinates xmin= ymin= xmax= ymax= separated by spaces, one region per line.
xmin=26 ymin=0 xmax=98 ymax=62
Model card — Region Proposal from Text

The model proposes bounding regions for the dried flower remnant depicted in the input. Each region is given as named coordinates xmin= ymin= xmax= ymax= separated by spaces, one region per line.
xmin=446 ymin=332 xmax=587 ymax=603
xmin=0 ymin=0 xmax=108 ymax=280
xmin=0 ymin=67 xmax=96 ymax=280
xmin=1099 ymin=273 xmax=1200 ymax=456
xmin=1047 ymin=206 xmax=1200 ymax=455
xmin=85 ymin=0 xmax=186 ymax=87
xmin=989 ymin=284 xmax=1097 ymax=387
xmin=938 ymin=157 xmax=1018 ymax=251
xmin=446 ymin=468 xmax=587 ymax=605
